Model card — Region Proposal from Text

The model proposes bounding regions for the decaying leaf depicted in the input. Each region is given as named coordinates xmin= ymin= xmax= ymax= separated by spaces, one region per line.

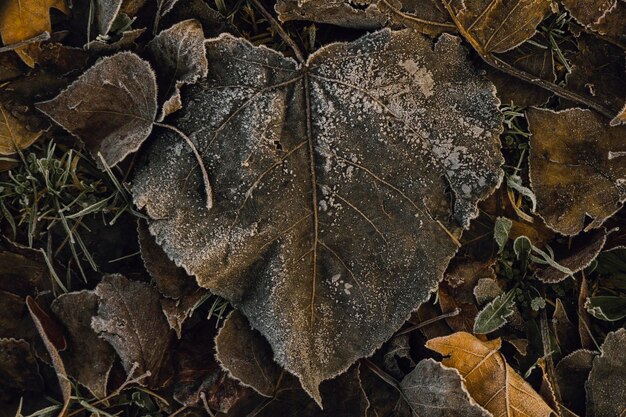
xmin=160 ymin=0 xmax=235 ymax=38
xmin=566 ymin=34 xmax=626 ymax=125
xmin=536 ymin=229 xmax=607 ymax=283
xmin=146 ymin=19 xmax=208 ymax=121
xmin=562 ymin=0 xmax=626 ymax=46
xmin=0 ymin=0 xmax=69 ymax=66
xmin=485 ymin=32 xmax=556 ymax=107
xmin=26 ymin=296 xmax=71 ymax=417
xmin=160 ymin=290 xmax=208 ymax=338
xmin=399 ymin=358 xmax=491 ymax=417
xmin=0 ymin=338 xmax=42 ymax=394
xmin=0 ymin=240 xmax=51 ymax=341
xmin=0 ymin=103 xmax=43 ymax=155
xmin=555 ymin=349 xmax=595 ymax=416
xmin=443 ymin=0 xmax=554 ymax=54
xmin=275 ymin=0 xmax=455 ymax=35
xmin=228 ymin=365 xmax=368 ymax=417
xmin=441 ymin=259 xmax=495 ymax=334
xmin=91 ymin=274 xmax=173 ymax=388
xmin=527 ymin=108 xmax=626 ymax=236
xmin=474 ymin=277 xmax=504 ymax=306
xmin=138 ymin=219 xmax=194 ymax=299
xmin=585 ymin=295 xmax=626 ymax=321
xmin=94 ymin=0 xmax=123 ymax=35
xmin=155 ymin=0 xmax=180 ymax=32
xmin=85 ymin=28 xmax=146 ymax=52
xmin=133 ymin=29 xmax=504 ymax=401
xmin=173 ymin=319 xmax=247 ymax=411
xmin=51 ymin=290 xmax=116 ymax=399
xmin=138 ymin=219 xmax=208 ymax=337
xmin=383 ymin=334 xmax=414 ymax=379
xmin=275 ymin=0 xmax=388 ymax=29
xmin=586 ymin=328 xmax=626 ymax=417
xmin=551 ymin=298 xmax=578 ymax=352
xmin=216 ymin=310 xmax=281 ymax=398
xmin=427 ymin=332 xmax=555 ymax=417
xmin=36 ymin=52 xmax=157 ymax=167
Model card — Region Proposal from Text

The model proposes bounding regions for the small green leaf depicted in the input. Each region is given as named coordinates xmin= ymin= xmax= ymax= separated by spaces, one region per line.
xmin=494 ymin=216 xmax=513 ymax=254
xmin=473 ymin=288 xmax=517 ymax=334
xmin=585 ymin=296 xmax=626 ymax=321
xmin=530 ymin=297 xmax=546 ymax=311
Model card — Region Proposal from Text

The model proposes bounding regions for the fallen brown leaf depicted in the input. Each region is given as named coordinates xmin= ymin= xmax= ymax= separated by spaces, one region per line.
xmin=427 ymin=332 xmax=555 ymax=417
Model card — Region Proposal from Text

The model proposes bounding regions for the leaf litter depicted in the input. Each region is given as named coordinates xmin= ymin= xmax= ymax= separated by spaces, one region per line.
xmin=0 ymin=0 xmax=625 ymax=415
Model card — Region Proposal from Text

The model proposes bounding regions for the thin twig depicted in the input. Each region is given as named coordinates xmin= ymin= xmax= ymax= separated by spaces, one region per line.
xmin=0 ymin=32 xmax=50 ymax=53
xmin=396 ymin=307 xmax=460 ymax=335
xmin=250 ymin=0 xmax=305 ymax=63
xmin=154 ymin=122 xmax=213 ymax=210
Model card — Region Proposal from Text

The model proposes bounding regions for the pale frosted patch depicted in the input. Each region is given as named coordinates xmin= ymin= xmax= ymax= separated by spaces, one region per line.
xmin=400 ymin=59 xmax=435 ymax=98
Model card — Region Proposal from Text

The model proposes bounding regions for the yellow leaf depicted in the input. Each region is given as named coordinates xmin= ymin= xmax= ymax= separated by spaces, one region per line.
xmin=0 ymin=103 xmax=42 ymax=155
xmin=427 ymin=332 xmax=555 ymax=417
xmin=0 ymin=0 xmax=69 ymax=66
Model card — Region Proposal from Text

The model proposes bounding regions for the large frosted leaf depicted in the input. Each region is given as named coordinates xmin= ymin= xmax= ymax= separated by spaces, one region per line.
xmin=132 ymin=29 xmax=503 ymax=402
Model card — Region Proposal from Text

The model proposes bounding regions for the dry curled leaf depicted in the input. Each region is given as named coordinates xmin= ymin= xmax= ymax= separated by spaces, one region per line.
xmin=427 ymin=332 xmax=555 ymax=417
xmin=276 ymin=0 xmax=455 ymax=35
xmin=133 ymin=29 xmax=504 ymax=401
xmin=146 ymin=19 xmax=208 ymax=121
xmin=91 ymin=274 xmax=173 ymax=388
xmin=36 ymin=52 xmax=157 ymax=167
xmin=586 ymin=328 xmax=626 ymax=417
xmin=51 ymin=290 xmax=116 ymax=399
xmin=0 ymin=0 xmax=68 ymax=66
xmin=527 ymin=107 xmax=626 ymax=236
xmin=400 ymin=358 xmax=491 ymax=417
xmin=26 ymin=296 xmax=71 ymax=417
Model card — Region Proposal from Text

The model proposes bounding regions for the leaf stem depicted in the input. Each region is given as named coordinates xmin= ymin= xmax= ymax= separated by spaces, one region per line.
xmin=153 ymin=122 xmax=213 ymax=210
xmin=0 ymin=32 xmax=50 ymax=53
xmin=250 ymin=0 xmax=305 ymax=63
xmin=397 ymin=308 xmax=460 ymax=336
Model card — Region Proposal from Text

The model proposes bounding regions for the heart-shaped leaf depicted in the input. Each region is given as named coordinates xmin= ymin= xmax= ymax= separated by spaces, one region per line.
xmin=133 ymin=29 xmax=504 ymax=401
